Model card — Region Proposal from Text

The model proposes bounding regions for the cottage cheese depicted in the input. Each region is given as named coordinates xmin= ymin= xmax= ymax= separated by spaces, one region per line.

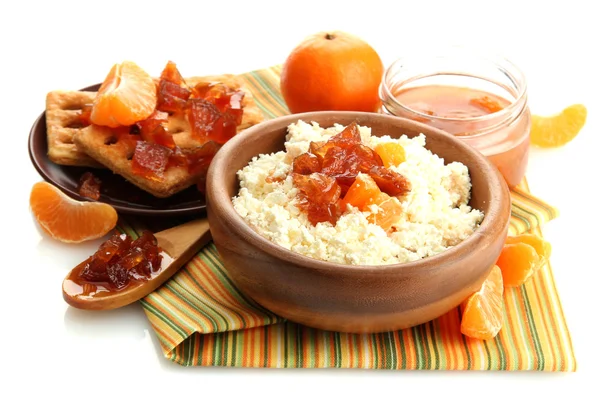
xmin=232 ymin=120 xmax=484 ymax=266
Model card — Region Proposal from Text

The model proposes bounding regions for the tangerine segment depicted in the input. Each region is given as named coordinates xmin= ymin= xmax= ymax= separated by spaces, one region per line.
xmin=30 ymin=182 xmax=118 ymax=243
xmin=91 ymin=61 xmax=157 ymax=128
xmin=469 ymin=95 xmax=504 ymax=114
xmin=374 ymin=142 xmax=406 ymax=168
xmin=505 ymin=233 xmax=551 ymax=270
xmin=341 ymin=173 xmax=381 ymax=211
xmin=460 ymin=265 xmax=504 ymax=340
xmin=530 ymin=104 xmax=587 ymax=148
xmin=495 ymin=242 xmax=540 ymax=287
xmin=366 ymin=192 xmax=403 ymax=231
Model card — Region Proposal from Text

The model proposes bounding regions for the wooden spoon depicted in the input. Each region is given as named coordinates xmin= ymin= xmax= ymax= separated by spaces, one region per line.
xmin=62 ymin=218 xmax=211 ymax=311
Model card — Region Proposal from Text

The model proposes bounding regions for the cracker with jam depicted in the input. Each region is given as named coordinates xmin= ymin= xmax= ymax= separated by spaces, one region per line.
xmin=44 ymin=61 xmax=264 ymax=198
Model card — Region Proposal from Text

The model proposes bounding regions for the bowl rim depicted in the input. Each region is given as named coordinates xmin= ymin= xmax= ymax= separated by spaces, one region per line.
xmin=206 ymin=111 xmax=510 ymax=275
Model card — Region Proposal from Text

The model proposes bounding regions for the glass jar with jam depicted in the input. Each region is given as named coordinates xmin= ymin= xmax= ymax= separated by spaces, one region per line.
xmin=379 ymin=46 xmax=530 ymax=189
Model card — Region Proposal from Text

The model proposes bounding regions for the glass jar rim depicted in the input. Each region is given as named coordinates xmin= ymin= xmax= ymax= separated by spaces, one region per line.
xmin=380 ymin=45 xmax=529 ymax=124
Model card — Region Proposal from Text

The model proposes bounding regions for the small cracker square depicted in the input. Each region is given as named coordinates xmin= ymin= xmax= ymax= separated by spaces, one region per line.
xmin=71 ymin=75 xmax=265 ymax=198
xmin=46 ymin=74 xmax=264 ymax=169
xmin=45 ymin=91 xmax=104 ymax=168
xmin=73 ymin=125 xmax=203 ymax=198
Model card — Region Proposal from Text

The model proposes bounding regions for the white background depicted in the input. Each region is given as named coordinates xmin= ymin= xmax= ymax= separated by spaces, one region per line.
xmin=1 ymin=0 xmax=598 ymax=398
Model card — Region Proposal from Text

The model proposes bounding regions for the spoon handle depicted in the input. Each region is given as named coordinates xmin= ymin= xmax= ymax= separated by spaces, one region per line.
xmin=155 ymin=218 xmax=212 ymax=260
xmin=148 ymin=218 xmax=213 ymax=291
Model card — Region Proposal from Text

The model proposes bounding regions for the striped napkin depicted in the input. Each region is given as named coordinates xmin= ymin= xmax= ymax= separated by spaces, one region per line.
xmin=118 ymin=65 xmax=576 ymax=370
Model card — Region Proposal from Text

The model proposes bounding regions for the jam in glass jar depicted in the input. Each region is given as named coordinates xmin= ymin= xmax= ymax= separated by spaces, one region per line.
xmin=380 ymin=46 xmax=531 ymax=189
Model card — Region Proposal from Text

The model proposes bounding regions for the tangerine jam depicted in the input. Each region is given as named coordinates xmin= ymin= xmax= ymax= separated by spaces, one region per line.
xmin=380 ymin=47 xmax=531 ymax=188
xmin=393 ymin=85 xmax=510 ymax=121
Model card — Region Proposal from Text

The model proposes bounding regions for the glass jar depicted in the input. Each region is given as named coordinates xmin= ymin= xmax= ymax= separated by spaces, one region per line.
xmin=379 ymin=46 xmax=531 ymax=189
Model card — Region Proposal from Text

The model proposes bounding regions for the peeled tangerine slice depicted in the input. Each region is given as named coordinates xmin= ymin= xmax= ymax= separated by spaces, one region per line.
xmin=341 ymin=173 xmax=381 ymax=210
xmin=460 ymin=265 xmax=504 ymax=340
xmin=30 ymin=182 xmax=118 ymax=243
xmin=495 ymin=243 xmax=539 ymax=287
xmin=90 ymin=61 xmax=158 ymax=128
xmin=366 ymin=192 xmax=403 ymax=232
xmin=496 ymin=233 xmax=552 ymax=287
xmin=341 ymin=174 xmax=403 ymax=231
xmin=505 ymin=233 xmax=551 ymax=265
xmin=374 ymin=142 xmax=406 ymax=168
xmin=530 ymin=104 xmax=587 ymax=148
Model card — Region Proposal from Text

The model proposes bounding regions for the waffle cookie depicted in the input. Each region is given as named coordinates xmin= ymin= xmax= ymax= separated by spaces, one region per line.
xmin=45 ymin=90 xmax=103 ymax=168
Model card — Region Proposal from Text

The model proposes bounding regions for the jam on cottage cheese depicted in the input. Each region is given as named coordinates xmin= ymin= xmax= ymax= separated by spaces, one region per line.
xmin=232 ymin=120 xmax=484 ymax=266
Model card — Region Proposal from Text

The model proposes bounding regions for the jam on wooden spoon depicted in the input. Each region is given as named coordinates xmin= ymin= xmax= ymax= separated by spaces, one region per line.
xmin=63 ymin=218 xmax=211 ymax=310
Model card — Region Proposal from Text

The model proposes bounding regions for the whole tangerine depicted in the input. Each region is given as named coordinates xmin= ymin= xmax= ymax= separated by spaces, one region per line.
xmin=280 ymin=31 xmax=384 ymax=114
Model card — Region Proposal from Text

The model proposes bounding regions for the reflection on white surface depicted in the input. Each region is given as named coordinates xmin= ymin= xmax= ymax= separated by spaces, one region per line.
xmin=63 ymin=303 xmax=148 ymax=340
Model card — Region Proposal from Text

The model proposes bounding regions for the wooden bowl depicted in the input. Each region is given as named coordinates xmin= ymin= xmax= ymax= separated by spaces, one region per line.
xmin=205 ymin=111 xmax=511 ymax=333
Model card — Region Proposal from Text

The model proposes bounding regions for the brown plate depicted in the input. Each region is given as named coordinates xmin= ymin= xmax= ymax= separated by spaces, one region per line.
xmin=28 ymin=84 xmax=206 ymax=217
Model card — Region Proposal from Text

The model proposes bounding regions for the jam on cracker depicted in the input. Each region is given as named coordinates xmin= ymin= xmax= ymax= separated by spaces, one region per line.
xmin=77 ymin=61 xmax=246 ymax=192
xmin=129 ymin=61 xmax=245 ymax=184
